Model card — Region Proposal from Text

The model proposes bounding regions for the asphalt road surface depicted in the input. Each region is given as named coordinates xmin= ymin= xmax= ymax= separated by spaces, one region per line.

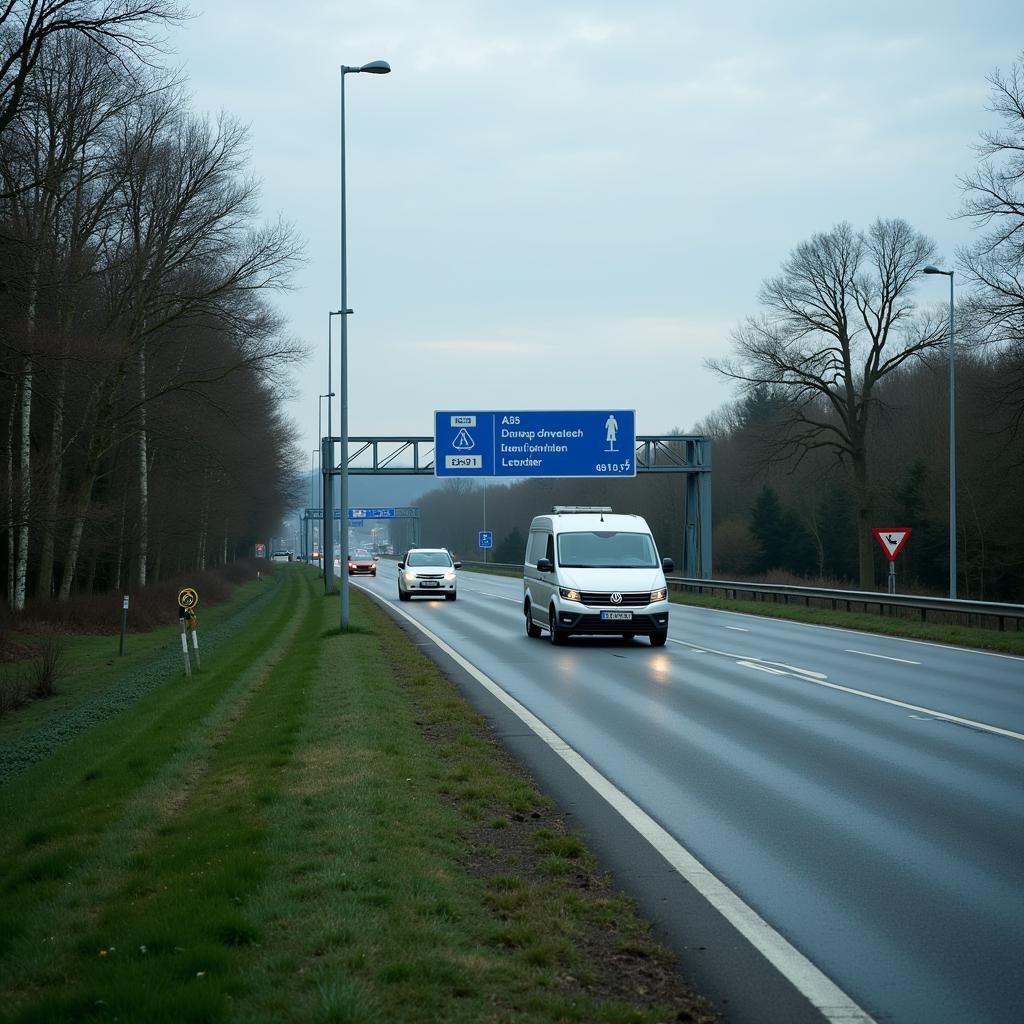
xmin=354 ymin=563 xmax=1024 ymax=1024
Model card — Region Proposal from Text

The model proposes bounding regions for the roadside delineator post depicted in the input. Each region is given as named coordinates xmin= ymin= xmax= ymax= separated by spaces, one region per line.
xmin=176 ymin=587 xmax=200 ymax=676
xmin=119 ymin=594 xmax=129 ymax=656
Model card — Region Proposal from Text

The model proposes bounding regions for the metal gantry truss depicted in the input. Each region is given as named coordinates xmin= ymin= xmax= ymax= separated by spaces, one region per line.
xmin=319 ymin=434 xmax=712 ymax=581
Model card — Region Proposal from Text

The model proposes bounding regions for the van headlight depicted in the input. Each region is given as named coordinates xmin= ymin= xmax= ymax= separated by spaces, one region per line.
xmin=559 ymin=587 xmax=581 ymax=602
xmin=443 ymin=571 xmax=455 ymax=580
xmin=403 ymin=571 xmax=416 ymax=581
xmin=650 ymin=588 xmax=667 ymax=602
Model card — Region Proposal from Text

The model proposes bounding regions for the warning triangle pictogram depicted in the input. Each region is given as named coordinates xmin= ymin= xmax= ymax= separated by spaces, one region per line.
xmin=871 ymin=527 xmax=912 ymax=561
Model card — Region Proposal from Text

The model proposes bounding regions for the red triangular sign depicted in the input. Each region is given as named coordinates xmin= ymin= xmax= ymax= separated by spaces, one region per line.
xmin=872 ymin=527 xmax=912 ymax=561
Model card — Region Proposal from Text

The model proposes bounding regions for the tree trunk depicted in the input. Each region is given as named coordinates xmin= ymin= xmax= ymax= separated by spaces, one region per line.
xmin=13 ymin=359 xmax=32 ymax=611
xmin=4 ymin=397 xmax=14 ymax=604
xmin=136 ymin=345 xmax=149 ymax=587
xmin=853 ymin=453 xmax=875 ymax=590
xmin=35 ymin=321 xmax=72 ymax=599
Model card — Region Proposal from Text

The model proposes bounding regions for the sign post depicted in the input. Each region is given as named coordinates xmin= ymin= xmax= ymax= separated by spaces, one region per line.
xmin=176 ymin=587 xmax=200 ymax=675
xmin=872 ymin=528 xmax=912 ymax=595
xmin=434 ymin=410 xmax=636 ymax=478
xmin=119 ymin=595 xmax=129 ymax=656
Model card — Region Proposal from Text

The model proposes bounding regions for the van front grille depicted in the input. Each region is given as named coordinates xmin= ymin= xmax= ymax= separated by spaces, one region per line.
xmin=578 ymin=591 xmax=651 ymax=607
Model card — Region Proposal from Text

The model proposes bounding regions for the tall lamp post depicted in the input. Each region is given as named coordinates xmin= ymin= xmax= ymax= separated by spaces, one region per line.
xmin=339 ymin=58 xmax=390 ymax=631
xmin=922 ymin=264 xmax=956 ymax=599
xmin=318 ymin=391 xmax=334 ymax=584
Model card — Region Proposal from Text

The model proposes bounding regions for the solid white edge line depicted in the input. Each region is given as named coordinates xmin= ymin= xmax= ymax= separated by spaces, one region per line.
xmin=844 ymin=649 xmax=920 ymax=665
xmin=358 ymin=583 xmax=878 ymax=1024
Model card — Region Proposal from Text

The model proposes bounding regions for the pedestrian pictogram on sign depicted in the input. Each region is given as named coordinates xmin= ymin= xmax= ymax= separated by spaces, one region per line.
xmin=872 ymin=528 xmax=912 ymax=561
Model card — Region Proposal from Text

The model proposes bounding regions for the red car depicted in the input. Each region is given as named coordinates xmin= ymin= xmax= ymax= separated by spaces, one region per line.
xmin=348 ymin=549 xmax=377 ymax=576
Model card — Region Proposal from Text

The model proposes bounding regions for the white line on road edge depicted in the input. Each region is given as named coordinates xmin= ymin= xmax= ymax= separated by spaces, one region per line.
xmin=844 ymin=649 xmax=920 ymax=665
xmin=371 ymin=590 xmax=878 ymax=1024
xmin=669 ymin=639 xmax=1024 ymax=743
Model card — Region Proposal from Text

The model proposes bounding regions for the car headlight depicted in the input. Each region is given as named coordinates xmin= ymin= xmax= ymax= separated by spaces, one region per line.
xmin=650 ymin=588 xmax=667 ymax=602
xmin=403 ymin=571 xmax=416 ymax=581
xmin=559 ymin=587 xmax=582 ymax=602
xmin=443 ymin=571 xmax=455 ymax=580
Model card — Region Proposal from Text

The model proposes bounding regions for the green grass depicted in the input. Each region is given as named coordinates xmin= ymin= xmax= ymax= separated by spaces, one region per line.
xmin=668 ymin=590 xmax=1024 ymax=656
xmin=0 ymin=567 xmax=715 ymax=1024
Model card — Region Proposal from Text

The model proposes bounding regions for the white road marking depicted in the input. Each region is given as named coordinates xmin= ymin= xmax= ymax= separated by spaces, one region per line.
xmin=668 ymin=639 xmax=1024 ymax=743
xmin=737 ymin=660 xmax=787 ymax=675
xmin=671 ymin=600 xmax=1024 ymax=661
xmin=844 ymin=649 xmax=921 ymax=666
xmin=360 ymin=587 xmax=877 ymax=1024
xmin=725 ymin=625 xmax=749 ymax=631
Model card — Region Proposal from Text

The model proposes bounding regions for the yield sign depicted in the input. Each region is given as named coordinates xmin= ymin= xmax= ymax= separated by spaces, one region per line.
xmin=872 ymin=527 xmax=912 ymax=561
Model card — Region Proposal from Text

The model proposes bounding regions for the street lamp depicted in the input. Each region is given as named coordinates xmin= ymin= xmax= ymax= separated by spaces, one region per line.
xmin=319 ymin=386 xmax=336 ymax=592
xmin=922 ymin=264 xmax=956 ymax=599
xmin=339 ymin=58 xmax=390 ymax=631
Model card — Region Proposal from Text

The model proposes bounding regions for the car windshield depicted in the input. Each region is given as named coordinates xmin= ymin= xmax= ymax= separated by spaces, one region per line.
xmin=407 ymin=551 xmax=453 ymax=567
xmin=352 ymin=551 xmax=371 ymax=559
xmin=557 ymin=531 xmax=658 ymax=568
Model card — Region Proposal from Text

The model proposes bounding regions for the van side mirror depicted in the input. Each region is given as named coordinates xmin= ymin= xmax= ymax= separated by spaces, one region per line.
xmin=662 ymin=557 xmax=674 ymax=573
xmin=453 ymin=561 xmax=462 ymax=569
xmin=397 ymin=561 xmax=405 ymax=570
xmin=537 ymin=557 xmax=553 ymax=573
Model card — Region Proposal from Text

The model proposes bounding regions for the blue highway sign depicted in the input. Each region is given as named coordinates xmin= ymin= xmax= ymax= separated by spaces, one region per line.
xmin=479 ymin=531 xmax=493 ymax=549
xmin=334 ymin=508 xmax=396 ymax=519
xmin=434 ymin=411 xmax=636 ymax=478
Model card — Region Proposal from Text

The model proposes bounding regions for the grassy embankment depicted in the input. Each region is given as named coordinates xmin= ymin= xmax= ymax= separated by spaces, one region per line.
xmin=0 ymin=566 xmax=715 ymax=1024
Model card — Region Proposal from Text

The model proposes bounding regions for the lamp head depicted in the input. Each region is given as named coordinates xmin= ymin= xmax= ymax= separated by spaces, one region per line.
xmin=359 ymin=60 xmax=391 ymax=74
xmin=922 ymin=265 xmax=946 ymax=275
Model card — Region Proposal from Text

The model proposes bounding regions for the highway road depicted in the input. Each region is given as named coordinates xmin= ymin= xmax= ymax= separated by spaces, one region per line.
xmin=355 ymin=563 xmax=1024 ymax=1024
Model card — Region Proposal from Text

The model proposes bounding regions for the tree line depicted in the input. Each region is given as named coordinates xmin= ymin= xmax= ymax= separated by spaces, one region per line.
xmin=415 ymin=53 xmax=1024 ymax=601
xmin=1 ymin=1 xmax=305 ymax=611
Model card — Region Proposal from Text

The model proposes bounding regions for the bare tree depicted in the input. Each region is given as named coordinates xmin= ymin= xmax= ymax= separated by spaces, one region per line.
xmin=708 ymin=219 xmax=946 ymax=589
xmin=0 ymin=0 xmax=185 ymax=141
xmin=54 ymin=97 xmax=303 ymax=597
xmin=958 ymin=50 xmax=1024 ymax=431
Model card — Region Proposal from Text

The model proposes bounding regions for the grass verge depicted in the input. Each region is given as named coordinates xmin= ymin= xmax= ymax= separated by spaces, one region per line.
xmin=668 ymin=590 xmax=1024 ymax=656
xmin=0 ymin=568 xmax=717 ymax=1023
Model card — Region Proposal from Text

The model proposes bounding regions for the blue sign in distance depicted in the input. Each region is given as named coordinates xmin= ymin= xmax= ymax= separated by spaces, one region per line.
xmin=334 ymin=507 xmax=396 ymax=519
xmin=434 ymin=411 xmax=636 ymax=478
xmin=479 ymin=531 xmax=493 ymax=549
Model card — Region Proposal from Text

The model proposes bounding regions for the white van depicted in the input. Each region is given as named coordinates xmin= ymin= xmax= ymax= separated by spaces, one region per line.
xmin=523 ymin=507 xmax=674 ymax=646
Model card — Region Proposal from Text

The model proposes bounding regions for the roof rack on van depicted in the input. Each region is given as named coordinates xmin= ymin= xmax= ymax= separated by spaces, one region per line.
xmin=551 ymin=506 xmax=612 ymax=514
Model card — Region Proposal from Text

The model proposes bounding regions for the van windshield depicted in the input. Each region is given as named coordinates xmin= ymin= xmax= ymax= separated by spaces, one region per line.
xmin=557 ymin=531 xmax=658 ymax=569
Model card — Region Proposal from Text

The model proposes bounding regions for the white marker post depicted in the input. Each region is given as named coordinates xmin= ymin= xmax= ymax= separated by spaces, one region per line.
xmin=190 ymin=616 xmax=201 ymax=671
xmin=179 ymin=612 xmax=192 ymax=677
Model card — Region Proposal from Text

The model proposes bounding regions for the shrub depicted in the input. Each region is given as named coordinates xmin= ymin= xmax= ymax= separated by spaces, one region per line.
xmin=29 ymin=635 xmax=64 ymax=699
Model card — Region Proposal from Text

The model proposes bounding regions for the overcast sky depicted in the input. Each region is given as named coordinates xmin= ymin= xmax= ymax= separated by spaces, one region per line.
xmin=173 ymin=1 xmax=1021 ymax=464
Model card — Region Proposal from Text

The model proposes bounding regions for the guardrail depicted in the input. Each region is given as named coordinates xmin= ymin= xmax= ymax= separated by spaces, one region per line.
xmin=459 ymin=562 xmax=1024 ymax=632
xmin=667 ymin=577 xmax=1024 ymax=631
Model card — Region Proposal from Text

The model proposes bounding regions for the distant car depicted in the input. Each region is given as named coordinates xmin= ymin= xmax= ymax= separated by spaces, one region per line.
xmin=271 ymin=551 xmax=292 ymax=563
xmin=397 ymin=547 xmax=461 ymax=601
xmin=348 ymin=549 xmax=377 ymax=576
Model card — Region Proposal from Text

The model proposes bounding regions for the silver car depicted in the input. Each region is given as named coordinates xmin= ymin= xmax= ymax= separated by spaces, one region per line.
xmin=397 ymin=548 xmax=460 ymax=601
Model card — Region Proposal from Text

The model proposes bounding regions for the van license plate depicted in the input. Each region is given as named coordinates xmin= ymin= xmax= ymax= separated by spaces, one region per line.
xmin=600 ymin=611 xmax=632 ymax=621
xmin=421 ymin=581 xmax=439 ymax=588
